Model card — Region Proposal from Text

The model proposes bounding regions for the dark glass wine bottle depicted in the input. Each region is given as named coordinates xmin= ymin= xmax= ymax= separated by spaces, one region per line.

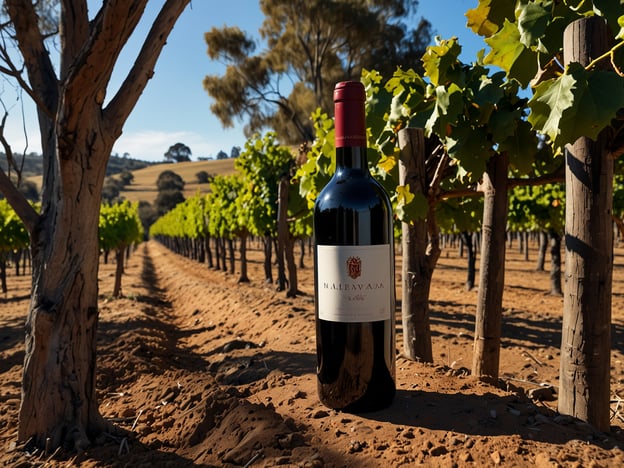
xmin=313 ymin=80 xmax=396 ymax=412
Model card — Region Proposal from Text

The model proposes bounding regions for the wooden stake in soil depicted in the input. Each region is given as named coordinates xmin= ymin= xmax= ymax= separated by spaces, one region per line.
xmin=472 ymin=151 xmax=509 ymax=379
xmin=559 ymin=16 xmax=614 ymax=432
xmin=398 ymin=128 xmax=433 ymax=362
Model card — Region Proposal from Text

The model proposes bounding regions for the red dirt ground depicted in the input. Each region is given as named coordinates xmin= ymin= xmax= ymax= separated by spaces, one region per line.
xmin=1 ymin=239 xmax=624 ymax=467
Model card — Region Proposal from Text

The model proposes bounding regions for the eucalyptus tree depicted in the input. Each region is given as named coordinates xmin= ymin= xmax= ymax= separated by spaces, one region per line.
xmin=203 ymin=0 xmax=432 ymax=145
xmin=164 ymin=142 xmax=192 ymax=162
xmin=0 ymin=0 xmax=190 ymax=453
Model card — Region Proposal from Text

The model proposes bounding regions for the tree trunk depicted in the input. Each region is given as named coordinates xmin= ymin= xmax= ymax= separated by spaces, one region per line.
xmin=205 ymin=235 xmax=213 ymax=268
xmin=276 ymin=176 xmax=289 ymax=291
xmin=559 ymin=16 xmax=613 ymax=432
xmin=13 ymin=250 xmax=21 ymax=276
xmin=19 ymin=141 xmax=110 ymax=450
xmin=285 ymin=235 xmax=298 ymax=298
xmin=299 ymin=238 xmax=306 ymax=268
xmin=221 ymin=238 xmax=227 ymax=272
xmin=228 ymin=238 xmax=235 ymax=274
xmin=536 ymin=231 xmax=547 ymax=271
xmin=238 ymin=233 xmax=249 ymax=283
xmin=0 ymin=0 xmax=191 ymax=452
xmin=263 ymin=235 xmax=273 ymax=283
xmin=0 ymin=257 xmax=7 ymax=294
xmin=112 ymin=246 xmax=125 ymax=298
xmin=472 ymin=152 xmax=509 ymax=379
xmin=214 ymin=237 xmax=221 ymax=270
xmin=461 ymin=231 xmax=476 ymax=291
xmin=398 ymin=128 xmax=436 ymax=362
xmin=548 ymin=229 xmax=562 ymax=296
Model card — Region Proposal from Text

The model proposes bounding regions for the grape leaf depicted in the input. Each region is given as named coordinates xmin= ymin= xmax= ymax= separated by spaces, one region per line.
xmin=562 ymin=67 xmax=624 ymax=143
xmin=517 ymin=1 xmax=550 ymax=49
xmin=527 ymin=71 xmax=575 ymax=145
xmin=488 ymin=105 xmax=522 ymax=143
xmin=529 ymin=63 xmax=624 ymax=148
xmin=593 ymin=0 xmax=624 ymax=37
xmin=499 ymin=119 xmax=537 ymax=175
xmin=422 ymin=37 xmax=463 ymax=86
xmin=465 ymin=0 xmax=516 ymax=37
xmin=466 ymin=69 xmax=506 ymax=124
xmin=444 ymin=125 xmax=491 ymax=183
xmin=384 ymin=68 xmax=429 ymax=130
xmin=364 ymin=69 xmax=393 ymax=139
xmin=484 ymin=19 xmax=538 ymax=88
xmin=395 ymin=185 xmax=427 ymax=222
xmin=424 ymin=83 xmax=464 ymax=138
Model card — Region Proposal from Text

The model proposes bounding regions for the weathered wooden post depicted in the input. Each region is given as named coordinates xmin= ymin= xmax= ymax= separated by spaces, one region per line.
xmin=398 ymin=128 xmax=433 ymax=362
xmin=472 ymin=151 xmax=509 ymax=379
xmin=559 ymin=16 xmax=613 ymax=431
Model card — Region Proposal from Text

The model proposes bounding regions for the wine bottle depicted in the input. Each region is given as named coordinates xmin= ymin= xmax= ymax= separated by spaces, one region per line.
xmin=313 ymin=80 xmax=396 ymax=412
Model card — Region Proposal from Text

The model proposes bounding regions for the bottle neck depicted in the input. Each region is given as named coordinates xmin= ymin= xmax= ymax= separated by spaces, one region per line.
xmin=335 ymin=146 xmax=368 ymax=172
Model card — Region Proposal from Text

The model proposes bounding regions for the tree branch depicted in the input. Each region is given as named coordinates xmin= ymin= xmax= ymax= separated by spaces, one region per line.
xmin=5 ymin=0 xmax=59 ymax=119
xmin=507 ymin=163 xmax=566 ymax=189
xmin=437 ymin=162 xmax=566 ymax=202
xmin=104 ymin=0 xmax=191 ymax=136
xmin=61 ymin=0 xmax=150 ymax=117
xmin=0 ymin=168 xmax=39 ymax=234
xmin=60 ymin=0 xmax=89 ymax=79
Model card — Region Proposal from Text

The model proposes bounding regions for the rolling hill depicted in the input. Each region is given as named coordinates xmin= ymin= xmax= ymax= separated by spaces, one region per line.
xmin=23 ymin=158 xmax=237 ymax=205
xmin=117 ymin=158 xmax=237 ymax=203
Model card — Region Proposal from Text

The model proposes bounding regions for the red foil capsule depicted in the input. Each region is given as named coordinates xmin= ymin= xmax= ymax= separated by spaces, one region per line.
xmin=333 ymin=81 xmax=366 ymax=148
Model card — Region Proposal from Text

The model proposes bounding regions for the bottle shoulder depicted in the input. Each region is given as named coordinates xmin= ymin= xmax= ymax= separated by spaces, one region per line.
xmin=315 ymin=171 xmax=390 ymax=212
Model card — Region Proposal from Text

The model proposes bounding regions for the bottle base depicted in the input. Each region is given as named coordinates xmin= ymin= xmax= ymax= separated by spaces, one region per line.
xmin=317 ymin=382 xmax=396 ymax=413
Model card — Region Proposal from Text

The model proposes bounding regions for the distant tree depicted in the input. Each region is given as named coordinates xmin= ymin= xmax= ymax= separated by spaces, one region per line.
xmin=17 ymin=180 xmax=39 ymax=202
xmin=137 ymin=200 xmax=158 ymax=238
xmin=216 ymin=150 xmax=229 ymax=160
xmin=196 ymin=170 xmax=212 ymax=184
xmin=203 ymin=0 xmax=432 ymax=145
xmin=230 ymin=146 xmax=241 ymax=158
xmin=118 ymin=170 xmax=134 ymax=186
xmin=101 ymin=178 xmax=124 ymax=204
xmin=164 ymin=142 xmax=192 ymax=162
xmin=155 ymin=189 xmax=185 ymax=216
xmin=156 ymin=170 xmax=185 ymax=192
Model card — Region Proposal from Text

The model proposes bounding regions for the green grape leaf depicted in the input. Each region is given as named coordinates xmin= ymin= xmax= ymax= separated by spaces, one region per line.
xmin=465 ymin=69 xmax=506 ymax=125
xmin=364 ymin=69 xmax=393 ymax=138
xmin=466 ymin=0 xmax=515 ymax=37
xmin=499 ymin=119 xmax=537 ymax=175
xmin=377 ymin=153 xmax=398 ymax=174
xmin=444 ymin=125 xmax=491 ymax=183
xmin=618 ymin=15 xmax=624 ymax=40
xmin=529 ymin=63 xmax=624 ymax=148
xmin=384 ymin=68 xmax=430 ymax=131
xmin=565 ymin=67 xmax=624 ymax=142
xmin=375 ymin=128 xmax=398 ymax=157
xmin=488 ymin=106 xmax=521 ymax=143
xmin=483 ymin=20 xmax=538 ymax=88
xmin=395 ymin=185 xmax=427 ymax=222
xmin=425 ymin=83 xmax=464 ymax=138
xmin=517 ymin=1 xmax=551 ymax=49
xmin=527 ymin=70 xmax=576 ymax=146
xmin=422 ymin=37 xmax=463 ymax=86
xmin=593 ymin=0 xmax=624 ymax=37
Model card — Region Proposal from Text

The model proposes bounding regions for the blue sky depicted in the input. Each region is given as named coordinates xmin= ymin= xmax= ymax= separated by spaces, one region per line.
xmin=4 ymin=1 xmax=486 ymax=162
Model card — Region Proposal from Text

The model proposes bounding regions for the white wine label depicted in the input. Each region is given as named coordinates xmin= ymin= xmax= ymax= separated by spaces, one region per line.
xmin=316 ymin=244 xmax=392 ymax=322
